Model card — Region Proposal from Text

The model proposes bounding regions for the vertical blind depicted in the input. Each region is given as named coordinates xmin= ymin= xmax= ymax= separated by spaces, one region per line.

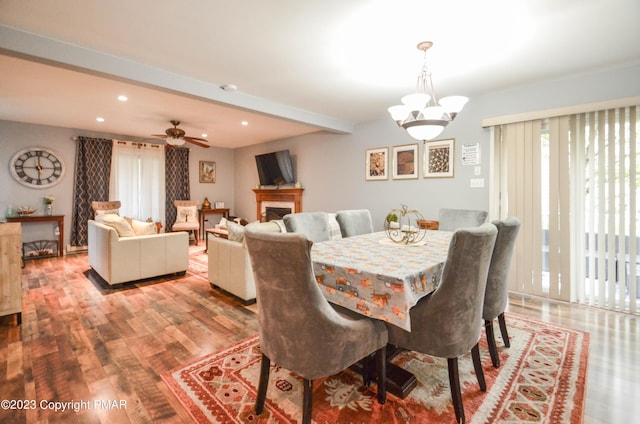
xmin=491 ymin=105 xmax=638 ymax=313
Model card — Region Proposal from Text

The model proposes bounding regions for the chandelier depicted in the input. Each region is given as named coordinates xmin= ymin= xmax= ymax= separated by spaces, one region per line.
xmin=388 ymin=41 xmax=468 ymax=141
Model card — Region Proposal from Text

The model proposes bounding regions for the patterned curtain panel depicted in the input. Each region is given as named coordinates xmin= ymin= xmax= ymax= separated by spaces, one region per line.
xmin=70 ymin=137 xmax=113 ymax=247
xmin=165 ymin=147 xmax=190 ymax=229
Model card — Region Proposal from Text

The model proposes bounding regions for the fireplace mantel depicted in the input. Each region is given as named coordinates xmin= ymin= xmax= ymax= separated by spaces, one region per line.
xmin=253 ymin=188 xmax=303 ymax=220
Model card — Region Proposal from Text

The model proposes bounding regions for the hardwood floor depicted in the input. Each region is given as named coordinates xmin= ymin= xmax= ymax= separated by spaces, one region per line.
xmin=0 ymin=246 xmax=638 ymax=423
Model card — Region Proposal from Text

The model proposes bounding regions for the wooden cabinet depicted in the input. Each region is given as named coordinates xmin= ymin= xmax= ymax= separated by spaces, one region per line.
xmin=0 ymin=223 xmax=22 ymax=324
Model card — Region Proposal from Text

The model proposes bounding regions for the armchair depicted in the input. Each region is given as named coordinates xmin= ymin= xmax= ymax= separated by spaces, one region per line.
xmin=172 ymin=200 xmax=200 ymax=244
xmin=483 ymin=217 xmax=521 ymax=368
xmin=283 ymin=211 xmax=332 ymax=242
xmin=438 ymin=208 xmax=488 ymax=231
xmin=336 ymin=209 xmax=374 ymax=237
xmin=244 ymin=229 xmax=388 ymax=424
xmin=386 ymin=223 xmax=497 ymax=424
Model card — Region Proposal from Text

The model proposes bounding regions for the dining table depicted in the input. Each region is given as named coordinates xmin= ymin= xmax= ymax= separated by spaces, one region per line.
xmin=311 ymin=229 xmax=454 ymax=398
xmin=311 ymin=230 xmax=453 ymax=332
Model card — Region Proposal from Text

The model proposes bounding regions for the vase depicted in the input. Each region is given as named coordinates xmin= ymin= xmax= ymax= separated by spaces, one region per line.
xmin=46 ymin=204 xmax=52 ymax=215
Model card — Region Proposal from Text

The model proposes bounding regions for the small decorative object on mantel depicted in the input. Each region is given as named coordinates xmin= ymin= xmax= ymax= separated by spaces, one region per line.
xmin=384 ymin=204 xmax=427 ymax=245
xmin=202 ymin=197 xmax=211 ymax=210
xmin=43 ymin=195 xmax=55 ymax=215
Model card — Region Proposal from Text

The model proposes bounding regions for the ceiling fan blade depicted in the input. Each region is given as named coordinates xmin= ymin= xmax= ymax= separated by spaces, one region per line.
xmin=184 ymin=137 xmax=210 ymax=148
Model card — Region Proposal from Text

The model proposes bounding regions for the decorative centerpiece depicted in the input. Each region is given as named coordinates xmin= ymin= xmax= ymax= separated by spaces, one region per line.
xmin=384 ymin=204 xmax=427 ymax=245
xmin=44 ymin=195 xmax=55 ymax=215
xmin=17 ymin=206 xmax=37 ymax=216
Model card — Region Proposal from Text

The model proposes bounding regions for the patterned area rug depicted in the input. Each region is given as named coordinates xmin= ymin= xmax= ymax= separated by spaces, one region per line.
xmin=162 ymin=314 xmax=588 ymax=423
xmin=188 ymin=244 xmax=209 ymax=281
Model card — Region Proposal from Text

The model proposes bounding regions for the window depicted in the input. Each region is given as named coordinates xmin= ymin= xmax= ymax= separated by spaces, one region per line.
xmin=110 ymin=141 xmax=166 ymax=224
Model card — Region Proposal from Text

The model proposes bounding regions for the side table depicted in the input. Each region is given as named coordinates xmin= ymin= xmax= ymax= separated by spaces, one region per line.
xmin=199 ymin=208 xmax=230 ymax=240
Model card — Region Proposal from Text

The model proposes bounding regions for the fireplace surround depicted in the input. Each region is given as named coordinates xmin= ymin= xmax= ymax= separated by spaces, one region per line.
xmin=253 ymin=188 xmax=303 ymax=221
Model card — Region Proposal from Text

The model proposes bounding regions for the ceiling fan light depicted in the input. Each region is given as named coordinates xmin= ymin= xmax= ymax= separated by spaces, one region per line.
xmin=166 ymin=137 xmax=185 ymax=146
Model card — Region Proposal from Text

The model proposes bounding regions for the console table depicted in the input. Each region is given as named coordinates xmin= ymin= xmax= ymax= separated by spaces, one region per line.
xmin=7 ymin=214 xmax=65 ymax=258
xmin=199 ymin=208 xmax=230 ymax=240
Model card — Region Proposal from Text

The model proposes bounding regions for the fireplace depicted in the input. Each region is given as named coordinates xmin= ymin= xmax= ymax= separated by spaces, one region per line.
xmin=264 ymin=207 xmax=292 ymax=221
xmin=253 ymin=188 xmax=304 ymax=221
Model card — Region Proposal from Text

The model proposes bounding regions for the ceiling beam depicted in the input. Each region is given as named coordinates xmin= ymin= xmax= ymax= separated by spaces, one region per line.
xmin=0 ymin=25 xmax=353 ymax=134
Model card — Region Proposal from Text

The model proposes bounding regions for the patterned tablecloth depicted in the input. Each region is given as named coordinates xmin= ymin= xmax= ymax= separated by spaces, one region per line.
xmin=311 ymin=230 xmax=453 ymax=331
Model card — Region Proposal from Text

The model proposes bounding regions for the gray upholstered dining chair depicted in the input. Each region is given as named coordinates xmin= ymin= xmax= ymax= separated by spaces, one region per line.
xmin=438 ymin=208 xmax=488 ymax=231
xmin=283 ymin=211 xmax=332 ymax=242
xmin=483 ymin=216 xmax=521 ymax=368
xmin=386 ymin=223 xmax=497 ymax=424
xmin=244 ymin=229 xmax=388 ymax=424
xmin=336 ymin=209 xmax=374 ymax=237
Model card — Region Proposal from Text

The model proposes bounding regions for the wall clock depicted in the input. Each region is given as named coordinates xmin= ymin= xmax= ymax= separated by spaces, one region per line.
xmin=9 ymin=146 xmax=66 ymax=189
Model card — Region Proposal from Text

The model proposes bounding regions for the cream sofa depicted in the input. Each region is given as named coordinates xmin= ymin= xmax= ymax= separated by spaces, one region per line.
xmin=88 ymin=219 xmax=189 ymax=285
xmin=207 ymin=220 xmax=282 ymax=303
xmin=207 ymin=214 xmax=345 ymax=303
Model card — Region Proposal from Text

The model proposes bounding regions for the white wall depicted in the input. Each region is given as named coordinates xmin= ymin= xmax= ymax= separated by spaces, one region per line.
xmin=233 ymin=62 xmax=640 ymax=230
xmin=0 ymin=121 xmax=234 ymax=247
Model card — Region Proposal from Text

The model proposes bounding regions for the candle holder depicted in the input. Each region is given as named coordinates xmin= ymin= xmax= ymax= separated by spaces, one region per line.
xmin=384 ymin=204 xmax=427 ymax=244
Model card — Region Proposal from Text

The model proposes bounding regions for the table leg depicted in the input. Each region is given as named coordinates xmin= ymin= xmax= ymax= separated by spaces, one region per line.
xmin=350 ymin=345 xmax=417 ymax=399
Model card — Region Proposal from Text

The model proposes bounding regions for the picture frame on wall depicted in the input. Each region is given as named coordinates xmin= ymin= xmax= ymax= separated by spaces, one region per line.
xmin=424 ymin=138 xmax=455 ymax=178
xmin=392 ymin=143 xmax=419 ymax=180
xmin=199 ymin=161 xmax=216 ymax=183
xmin=365 ymin=147 xmax=389 ymax=181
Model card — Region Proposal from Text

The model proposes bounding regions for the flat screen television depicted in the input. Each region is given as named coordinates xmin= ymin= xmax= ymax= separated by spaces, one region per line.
xmin=255 ymin=149 xmax=295 ymax=186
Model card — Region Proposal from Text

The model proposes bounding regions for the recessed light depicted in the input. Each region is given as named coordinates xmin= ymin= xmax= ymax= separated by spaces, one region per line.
xmin=201 ymin=133 xmax=208 ymax=138
xmin=221 ymin=84 xmax=238 ymax=92
xmin=118 ymin=95 xmax=128 ymax=101
xmin=241 ymin=121 xmax=248 ymax=126
xmin=96 ymin=117 xmax=105 ymax=122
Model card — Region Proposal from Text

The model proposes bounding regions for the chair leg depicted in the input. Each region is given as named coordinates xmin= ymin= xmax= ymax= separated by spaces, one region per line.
xmin=471 ymin=343 xmax=486 ymax=392
xmin=498 ymin=312 xmax=510 ymax=348
xmin=255 ymin=354 xmax=270 ymax=415
xmin=447 ymin=357 xmax=465 ymax=424
xmin=485 ymin=319 xmax=500 ymax=368
xmin=302 ymin=378 xmax=313 ymax=424
xmin=194 ymin=229 xmax=199 ymax=244
xmin=376 ymin=346 xmax=386 ymax=404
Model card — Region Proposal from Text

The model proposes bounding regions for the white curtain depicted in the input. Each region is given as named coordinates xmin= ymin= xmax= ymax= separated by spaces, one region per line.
xmin=110 ymin=141 xmax=165 ymax=224
xmin=490 ymin=104 xmax=639 ymax=314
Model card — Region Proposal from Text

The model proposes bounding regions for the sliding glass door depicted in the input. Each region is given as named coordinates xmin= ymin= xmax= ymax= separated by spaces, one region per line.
xmin=492 ymin=106 xmax=639 ymax=313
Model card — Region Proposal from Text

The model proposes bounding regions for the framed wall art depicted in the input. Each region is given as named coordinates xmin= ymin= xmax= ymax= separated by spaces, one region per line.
xmin=392 ymin=143 xmax=419 ymax=180
xmin=199 ymin=161 xmax=216 ymax=183
xmin=424 ymin=138 xmax=454 ymax=178
xmin=365 ymin=147 xmax=388 ymax=181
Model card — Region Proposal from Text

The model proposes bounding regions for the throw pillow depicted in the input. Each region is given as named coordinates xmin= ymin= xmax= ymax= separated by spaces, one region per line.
xmin=176 ymin=205 xmax=197 ymax=223
xmin=95 ymin=209 xmax=119 ymax=216
xmin=328 ymin=213 xmax=343 ymax=240
xmin=217 ymin=216 xmax=228 ymax=229
xmin=131 ymin=219 xmax=157 ymax=236
xmin=95 ymin=214 xmax=135 ymax=237
xmin=227 ymin=221 xmax=246 ymax=243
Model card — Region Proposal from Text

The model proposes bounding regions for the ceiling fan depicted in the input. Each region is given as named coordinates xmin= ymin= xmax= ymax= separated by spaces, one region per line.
xmin=152 ymin=120 xmax=210 ymax=148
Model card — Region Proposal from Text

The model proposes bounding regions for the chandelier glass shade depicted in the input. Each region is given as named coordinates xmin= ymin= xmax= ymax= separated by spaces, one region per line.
xmin=389 ymin=41 xmax=468 ymax=141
